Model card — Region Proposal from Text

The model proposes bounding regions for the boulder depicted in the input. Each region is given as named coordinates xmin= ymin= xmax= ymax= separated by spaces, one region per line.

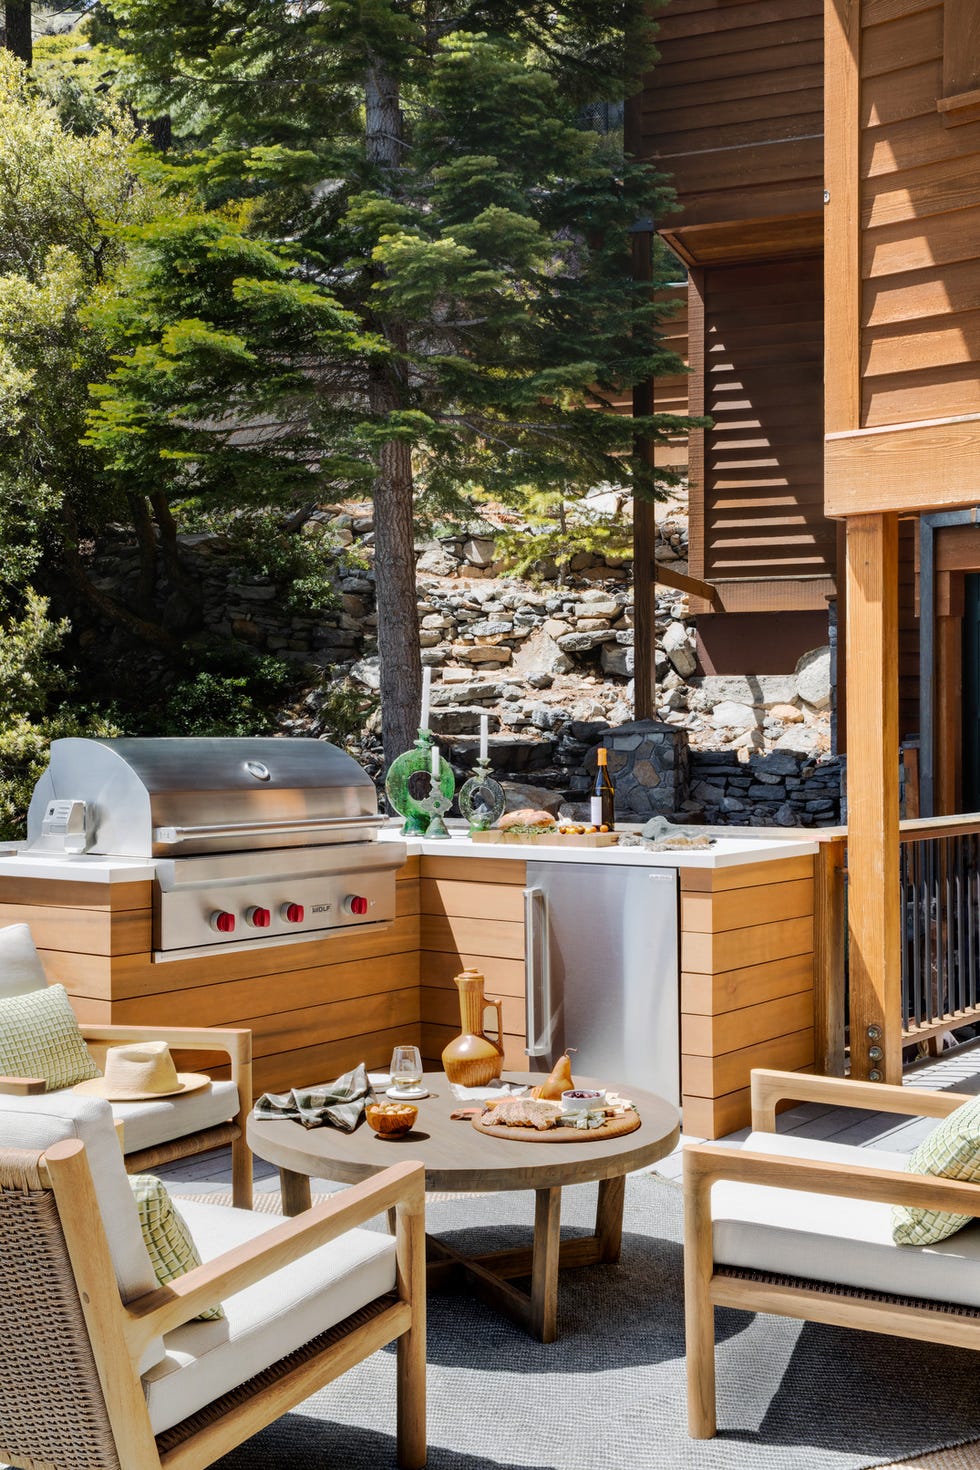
xmin=769 ymin=702 xmax=804 ymax=723
xmin=350 ymin=656 xmax=381 ymax=691
xmin=711 ymin=701 xmax=762 ymax=729
xmin=416 ymin=545 xmax=457 ymax=576
xmin=511 ymin=627 xmax=574 ymax=675
xmin=462 ymin=536 xmax=496 ymax=568
xmin=601 ymin=643 xmax=634 ymax=677
xmin=774 ymin=724 xmax=824 ymax=754
xmin=428 ymin=706 xmax=501 ymax=736
xmin=556 ymin=630 xmax=617 ymax=652
xmin=452 ymin=643 xmax=512 ymax=664
xmin=661 ymin=620 xmax=697 ymax=677
xmin=796 ymin=646 xmax=832 ymax=710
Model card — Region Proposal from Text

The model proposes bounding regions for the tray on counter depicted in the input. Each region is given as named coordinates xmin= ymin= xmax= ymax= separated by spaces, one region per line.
xmin=470 ymin=830 xmax=620 ymax=848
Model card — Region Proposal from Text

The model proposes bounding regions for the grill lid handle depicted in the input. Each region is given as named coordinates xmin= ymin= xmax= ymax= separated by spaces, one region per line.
xmin=153 ymin=814 xmax=386 ymax=845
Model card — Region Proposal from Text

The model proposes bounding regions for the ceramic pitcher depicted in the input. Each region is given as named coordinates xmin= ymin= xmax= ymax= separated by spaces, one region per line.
xmin=441 ymin=967 xmax=505 ymax=1086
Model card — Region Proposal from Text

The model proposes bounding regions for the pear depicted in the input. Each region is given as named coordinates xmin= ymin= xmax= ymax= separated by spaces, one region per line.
xmin=531 ymin=1049 xmax=575 ymax=1100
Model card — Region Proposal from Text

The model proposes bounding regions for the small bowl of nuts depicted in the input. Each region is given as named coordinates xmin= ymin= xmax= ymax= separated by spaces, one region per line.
xmin=365 ymin=1100 xmax=418 ymax=1137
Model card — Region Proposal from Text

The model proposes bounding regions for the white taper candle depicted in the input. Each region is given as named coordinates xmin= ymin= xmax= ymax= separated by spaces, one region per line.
xmin=420 ymin=665 xmax=432 ymax=731
xmin=480 ymin=713 xmax=489 ymax=762
xmin=430 ymin=743 xmax=440 ymax=779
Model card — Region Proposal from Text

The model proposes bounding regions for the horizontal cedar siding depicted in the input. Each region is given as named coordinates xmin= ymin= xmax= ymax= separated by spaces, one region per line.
xmin=695 ymin=257 xmax=830 ymax=585
xmin=859 ymin=1 xmax=980 ymax=428
xmin=641 ymin=0 xmax=824 ymax=228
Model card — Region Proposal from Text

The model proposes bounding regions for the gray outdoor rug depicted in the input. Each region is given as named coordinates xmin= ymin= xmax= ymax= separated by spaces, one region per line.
xmin=176 ymin=1173 xmax=980 ymax=1470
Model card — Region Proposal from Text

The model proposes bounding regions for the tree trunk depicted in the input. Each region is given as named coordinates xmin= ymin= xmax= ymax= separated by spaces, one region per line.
xmin=127 ymin=491 xmax=158 ymax=613
xmin=364 ymin=56 xmax=421 ymax=765
xmin=3 ymin=0 xmax=30 ymax=66
xmin=371 ymin=403 xmax=422 ymax=766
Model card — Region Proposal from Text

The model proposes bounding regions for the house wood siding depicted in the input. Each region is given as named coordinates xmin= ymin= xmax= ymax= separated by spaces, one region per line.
xmin=860 ymin=1 xmax=980 ymax=431
xmin=693 ymin=257 xmax=830 ymax=597
xmin=642 ymin=0 xmax=825 ymax=236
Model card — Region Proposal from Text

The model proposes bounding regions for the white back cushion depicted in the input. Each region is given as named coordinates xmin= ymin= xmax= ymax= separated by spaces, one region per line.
xmin=0 ymin=1092 xmax=157 ymax=1303
xmin=0 ymin=923 xmax=49 ymax=999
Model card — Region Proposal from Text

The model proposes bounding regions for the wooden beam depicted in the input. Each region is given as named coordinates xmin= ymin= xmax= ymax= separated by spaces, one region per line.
xmin=824 ymin=0 xmax=861 ymax=435
xmin=845 ymin=514 xmax=901 ymax=1083
xmin=653 ymin=562 xmax=719 ymax=607
xmin=936 ymin=603 xmax=963 ymax=816
xmin=825 ymin=416 xmax=980 ymax=516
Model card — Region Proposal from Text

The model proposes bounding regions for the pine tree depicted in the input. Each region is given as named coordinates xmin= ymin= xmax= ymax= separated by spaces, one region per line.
xmin=92 ymin=0 xmax=692 ymax=762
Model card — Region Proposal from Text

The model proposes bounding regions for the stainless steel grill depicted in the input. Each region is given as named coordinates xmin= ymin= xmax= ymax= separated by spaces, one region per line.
xmin=26 ymin=737 xmax=404 ymax=960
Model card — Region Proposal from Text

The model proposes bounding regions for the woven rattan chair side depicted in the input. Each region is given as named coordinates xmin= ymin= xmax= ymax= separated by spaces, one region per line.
xmin=0 ymin=1147 xmax=121 ymax=1470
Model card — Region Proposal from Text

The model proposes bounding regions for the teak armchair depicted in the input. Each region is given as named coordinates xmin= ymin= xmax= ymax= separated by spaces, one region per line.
xmin=0 ymin=1128 xmax=426 ymax=1470
xmin=685 ymin=1067 xmax=980 ymax=1438
xmin=0 ymin=923 xmax=253 ymax=1207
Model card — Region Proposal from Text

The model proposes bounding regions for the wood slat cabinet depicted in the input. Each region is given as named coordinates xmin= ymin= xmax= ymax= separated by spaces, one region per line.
xmin=680 ymin=855 xmax=817 ymax=1138
xmin=0 ymin=850 xmax=820 ymax=1133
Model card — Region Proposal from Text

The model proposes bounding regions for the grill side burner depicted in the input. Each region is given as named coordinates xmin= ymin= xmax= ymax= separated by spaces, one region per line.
xmin=26 ymin=737 xmax=405 ymax=959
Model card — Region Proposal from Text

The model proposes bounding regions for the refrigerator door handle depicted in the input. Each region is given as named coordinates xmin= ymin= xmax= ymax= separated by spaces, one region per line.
xmin=523 ymin=885 xmax=551 ymax=1057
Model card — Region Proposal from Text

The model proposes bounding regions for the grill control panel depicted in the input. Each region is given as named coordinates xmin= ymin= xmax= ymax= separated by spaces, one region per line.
xmin=157 ymin=868 xmax=395 ymax=956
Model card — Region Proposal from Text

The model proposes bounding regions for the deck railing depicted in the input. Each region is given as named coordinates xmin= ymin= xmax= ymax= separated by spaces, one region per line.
xmin=899 ymin=819 xmax=980 ymax=1051
xmin=813 ymin=816 xmax=980 ymax=1076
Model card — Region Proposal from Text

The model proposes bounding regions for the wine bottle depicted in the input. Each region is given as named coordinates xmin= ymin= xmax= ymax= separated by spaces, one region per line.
xmin=590 ymin=747 xmax=615 ymax=829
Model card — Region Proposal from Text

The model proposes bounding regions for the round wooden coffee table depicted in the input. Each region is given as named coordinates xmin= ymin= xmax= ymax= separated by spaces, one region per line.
xmin=247 ymin=1071 xmax=679 ymax=1342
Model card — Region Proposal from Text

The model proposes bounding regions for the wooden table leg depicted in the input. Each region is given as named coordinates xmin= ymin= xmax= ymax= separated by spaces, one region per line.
xmin=595 ymin=1175 xmax=626 ymax=1263
xmin=530 ymin=1186 xmax=562 ymax=1343
xmin=279 ymin=1167 xmax=312 ymax=1217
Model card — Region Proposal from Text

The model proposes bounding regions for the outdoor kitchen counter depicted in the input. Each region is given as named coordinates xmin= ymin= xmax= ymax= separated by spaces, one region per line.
xmin=0 ymin=826 xmax=836 ymax=1138
xmin=379 ymin=827 xmax=819 ymax=868
xmin=385 ymin=824 xmax=834 ymax=1139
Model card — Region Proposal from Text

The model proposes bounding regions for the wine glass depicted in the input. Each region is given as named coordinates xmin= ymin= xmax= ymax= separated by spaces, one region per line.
xmin=388 ymin=1045 xmax=423 ymax=1096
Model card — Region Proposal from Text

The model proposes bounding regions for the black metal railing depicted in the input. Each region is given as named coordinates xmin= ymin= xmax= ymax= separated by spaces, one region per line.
xmin=900 ymin=831 xmax=980 ymax=1037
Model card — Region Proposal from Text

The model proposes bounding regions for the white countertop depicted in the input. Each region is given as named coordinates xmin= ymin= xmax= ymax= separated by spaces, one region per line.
xmin=0 ymin=850 xmax=156 ymax=882
xmin=380 ymin=827 xmax=819 ymax=869
xmin=0 ymin=825 xmax=818 ymax=883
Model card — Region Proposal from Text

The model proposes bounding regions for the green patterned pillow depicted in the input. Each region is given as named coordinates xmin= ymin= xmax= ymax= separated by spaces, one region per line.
xmin=0 ymin=983 xmax=99 ymax=1090
xmin=129 ymin=1176 xmax=224 ymax=1321
xmin=892 ymin=1095 xmax=980 ymax=1246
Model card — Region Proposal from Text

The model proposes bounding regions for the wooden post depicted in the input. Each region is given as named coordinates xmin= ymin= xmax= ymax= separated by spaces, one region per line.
xmin=846 ymin=514 xmax=901 ymax=1082
xmin=813 ymin=836 xmax=847 ymax=1076
xmin=631 ymin=219 xmax=657 ymax=722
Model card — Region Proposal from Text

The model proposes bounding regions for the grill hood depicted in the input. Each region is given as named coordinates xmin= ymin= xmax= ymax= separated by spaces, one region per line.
xmin=26 ymin=737 xmax=383 ymax=859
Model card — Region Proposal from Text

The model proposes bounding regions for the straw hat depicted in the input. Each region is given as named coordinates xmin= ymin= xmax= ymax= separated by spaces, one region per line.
xmin=74 ymin=1040 xmax=211 ymax=1101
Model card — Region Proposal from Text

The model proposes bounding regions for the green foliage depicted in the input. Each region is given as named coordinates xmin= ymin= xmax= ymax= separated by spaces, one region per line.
xmin=0 ymin=590 xmax=119 ymax=841
xmin=173 ymin=505 xmax=360 ymax=614
xmin=0 ymin=49 xmax=152 ymax=597
xmin=144 ymin=651 xmax=296 ymax=738
xmin=314 ymin=679 xmax=379 ymax=746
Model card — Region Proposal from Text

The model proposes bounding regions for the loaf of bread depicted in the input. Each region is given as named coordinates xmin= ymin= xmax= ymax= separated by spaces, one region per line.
xmin=481 ymin=1097 xmax=561 ymax=1130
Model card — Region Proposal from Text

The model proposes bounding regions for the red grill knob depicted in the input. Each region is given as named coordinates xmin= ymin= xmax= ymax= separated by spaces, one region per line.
xmin=345 ymin=895 xmax=369 ymax=917
xmin=210 ymin=911 xmax=236 ymax=934
xmin=281 ymin=902 xmax=305 ymax=924
xmin=246 ymin=906 xmax=271 ymax=929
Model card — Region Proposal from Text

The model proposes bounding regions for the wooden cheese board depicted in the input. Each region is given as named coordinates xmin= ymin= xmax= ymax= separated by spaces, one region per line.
xmin=470 ymin=830 xmax=620 ymax=848
xmin=471 ymin=1109 xmax=641 ymax=1142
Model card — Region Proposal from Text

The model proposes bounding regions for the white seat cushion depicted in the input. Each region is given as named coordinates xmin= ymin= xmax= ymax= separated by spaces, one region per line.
xmin=112 ymin=1079 xmax=240 ymax=1154
xmin=142 ymin=1198 xmax=397 ymax=1434
xmin=0 ymin=923 xmax=48 ymax=999
xmin=709 ymin=1130 xmax=980 ymax=1308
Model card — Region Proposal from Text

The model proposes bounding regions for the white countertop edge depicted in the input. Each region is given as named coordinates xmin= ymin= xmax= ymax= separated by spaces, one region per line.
xmin=380 ymin=829 xmax=820 ymax=869
xmin=0 ymin=852 xmax=156 ymax=882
